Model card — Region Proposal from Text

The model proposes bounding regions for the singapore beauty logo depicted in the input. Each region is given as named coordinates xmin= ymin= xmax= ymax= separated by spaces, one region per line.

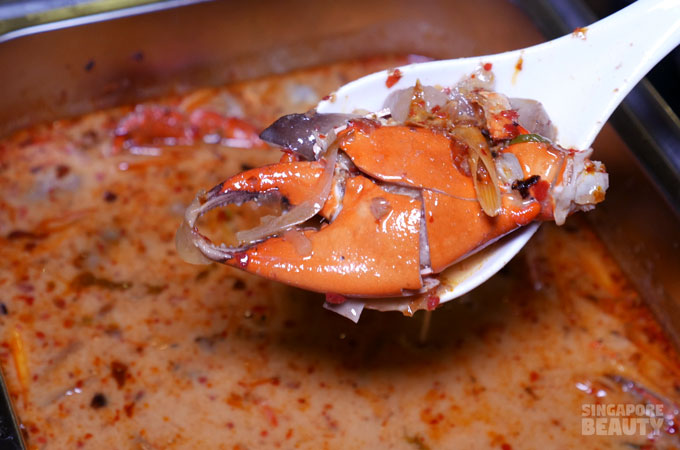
xmin=582 ymin=403 xmax=664 ymax=436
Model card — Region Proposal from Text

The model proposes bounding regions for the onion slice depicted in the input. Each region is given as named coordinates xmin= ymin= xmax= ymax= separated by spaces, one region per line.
xmin=450 ymin=126 xmax=501 ymax=216
xmin=495 ymin=152 xmax=524 ymax=186
xmin=235 ymin=142 xmax=339 ymax=244
xmin=175 ymin=217 xmax=212 ymax=265
xmin=509 ymin=98 xmax=557 ymax=140
xmin=283 ymin=229 xmax=313 ymax=256
xmin=384 ymin=81 xmax=448 ymax=123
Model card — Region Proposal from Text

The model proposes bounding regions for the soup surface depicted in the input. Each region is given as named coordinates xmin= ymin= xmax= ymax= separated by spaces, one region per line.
xmin=1 ymin=56 xmax=679 ymax=449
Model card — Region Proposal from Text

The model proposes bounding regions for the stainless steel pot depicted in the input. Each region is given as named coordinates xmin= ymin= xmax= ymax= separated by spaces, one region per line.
xmin=0 ymin=1 xmax=678 ymax=448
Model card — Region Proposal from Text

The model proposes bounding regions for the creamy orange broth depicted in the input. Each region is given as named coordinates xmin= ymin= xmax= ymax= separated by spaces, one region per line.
xmin=1 ymin=57 xmax=679 ymax=449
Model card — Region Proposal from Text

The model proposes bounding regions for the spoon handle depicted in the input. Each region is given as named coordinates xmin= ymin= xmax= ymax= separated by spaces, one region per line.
xmin=529 ymin=0 xmax=680 ymax=149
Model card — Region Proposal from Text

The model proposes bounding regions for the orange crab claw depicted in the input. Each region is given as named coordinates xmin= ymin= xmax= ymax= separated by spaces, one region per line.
xmin=179 ymin=114 xmax=607 ymax=297
xmin=179 ymin=160 xmax=424 ymax=296
xmin=230 ymin=176 xmax=423 ymax=296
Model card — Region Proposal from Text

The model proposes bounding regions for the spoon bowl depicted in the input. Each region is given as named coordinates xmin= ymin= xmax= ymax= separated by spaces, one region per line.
xmin=317 ymin=0 xmax=680 ymax=305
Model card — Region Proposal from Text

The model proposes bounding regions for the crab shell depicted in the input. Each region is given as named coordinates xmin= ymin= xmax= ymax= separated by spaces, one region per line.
xmin=177 ymin=117 xmax=608 ymax=297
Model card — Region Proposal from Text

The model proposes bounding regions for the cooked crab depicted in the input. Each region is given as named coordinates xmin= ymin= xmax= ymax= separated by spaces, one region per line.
xmin=176 ymin=79 xmax=608 ymax=297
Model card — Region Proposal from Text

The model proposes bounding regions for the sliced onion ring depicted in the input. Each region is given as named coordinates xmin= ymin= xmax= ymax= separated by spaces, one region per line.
xmin=450 ymin=126 xmax=501 ymax=216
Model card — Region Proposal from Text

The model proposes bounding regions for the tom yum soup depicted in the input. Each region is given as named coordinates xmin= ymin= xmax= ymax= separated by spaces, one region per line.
xmin=0 ymin=56 xmax=678 ymax=449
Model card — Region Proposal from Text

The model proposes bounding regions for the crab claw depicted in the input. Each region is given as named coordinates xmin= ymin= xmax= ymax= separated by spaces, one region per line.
xmin=178 ymin=114 xmax=608 ymax=298
xmin=177 ymin=160 xmax=425 ymax=297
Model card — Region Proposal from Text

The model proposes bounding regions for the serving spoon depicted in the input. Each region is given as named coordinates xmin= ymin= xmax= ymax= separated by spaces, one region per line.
xmin=316 ymin=0 xmax=680 ymax=307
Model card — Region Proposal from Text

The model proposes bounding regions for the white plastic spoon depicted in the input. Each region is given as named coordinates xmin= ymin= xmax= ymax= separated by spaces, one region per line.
xmin=317 ymin=0 xmax=680 ymax=306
